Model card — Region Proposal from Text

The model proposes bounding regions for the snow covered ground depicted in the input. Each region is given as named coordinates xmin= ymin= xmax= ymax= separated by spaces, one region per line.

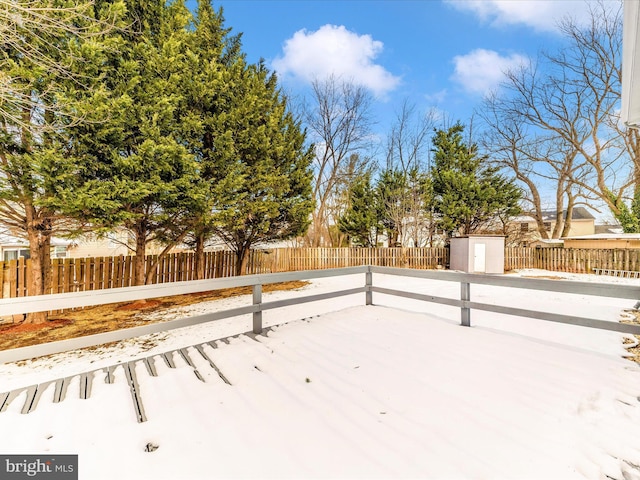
xmin=0 ymin=269 xmax=639 ymax=479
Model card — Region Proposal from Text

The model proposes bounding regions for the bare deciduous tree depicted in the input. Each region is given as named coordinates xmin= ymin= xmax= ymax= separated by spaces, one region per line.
xmin=481 ymin=93 xmax=596 ymax=241
xmin=482 ymin=1 xmax=636 ymax=236
xmin=382 ymin=101 xmax=436 ymax=247
xmin=303 ymin=76 xmax=374 ymax=247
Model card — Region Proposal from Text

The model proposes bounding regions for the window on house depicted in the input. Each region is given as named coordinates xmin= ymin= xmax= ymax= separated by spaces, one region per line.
xmin=520 ymin=223 xmax=529 ymax=232
xmin=53 ymin=246 xmax=67 ymax=258
xmin=3 ymin=249 xmax=30 ymax=261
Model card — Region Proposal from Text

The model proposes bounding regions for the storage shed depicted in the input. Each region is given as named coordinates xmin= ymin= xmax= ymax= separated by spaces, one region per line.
xmin=450 ymin=235 xmax=505 ymax=274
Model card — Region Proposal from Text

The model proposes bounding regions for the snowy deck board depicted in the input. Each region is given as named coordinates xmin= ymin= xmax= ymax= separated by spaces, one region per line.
xmin=1 ymin=266 xmax=640 ymax=480
xmin=0 ymin=341 xmax=235 ymax=423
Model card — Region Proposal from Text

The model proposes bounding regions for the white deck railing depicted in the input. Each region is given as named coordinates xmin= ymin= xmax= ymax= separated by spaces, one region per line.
xmin=1 ymin=266 xmax=639 ymax=364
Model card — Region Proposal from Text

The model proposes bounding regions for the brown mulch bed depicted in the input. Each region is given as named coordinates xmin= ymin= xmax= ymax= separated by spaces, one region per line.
xmin=0 ymin=281 xmax=308 ymax=351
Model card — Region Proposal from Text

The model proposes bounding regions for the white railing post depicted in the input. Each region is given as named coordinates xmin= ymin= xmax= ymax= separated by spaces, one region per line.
xmin=253 ymin=284 xmax=262 ymax=334
xmin=461 ymin=282 xmax=471 ymax=327
xmin=365 ymin=270 xmax=372 ymax=305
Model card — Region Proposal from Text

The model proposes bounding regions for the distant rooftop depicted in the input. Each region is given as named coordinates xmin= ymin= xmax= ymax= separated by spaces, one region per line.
xmin=540 ymin=206 xmax=595 ymax=221
xmin=595 ymin=225 xmax=624 ymax=235
xmin=564 ymin=233 xmax=640 ymax=240
xmin=0 ymin=233 xmax=71 ymax=247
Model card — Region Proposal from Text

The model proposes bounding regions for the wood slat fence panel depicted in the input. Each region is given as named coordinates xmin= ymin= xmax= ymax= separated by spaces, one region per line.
xmin=4 ymin=246 xmax=640 ymax=299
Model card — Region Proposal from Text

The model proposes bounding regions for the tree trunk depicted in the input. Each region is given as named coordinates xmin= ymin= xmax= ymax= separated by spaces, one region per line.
xmin=194 ymin=230 xmax=206 ymax=280
xmin=234 ymin=245 xmax=250 ymax=276
xmin=551 ymin=184 xmax=565 ymax=238
xmin=24 ymin=212 xmax=52 ymax=324
xmin=561 ymin=198 xmax=575 ymax=238
xmin=133 ymin=225 xmax=147 ymax=286
xmin=551 ymin=211 xmax=564 ymax=239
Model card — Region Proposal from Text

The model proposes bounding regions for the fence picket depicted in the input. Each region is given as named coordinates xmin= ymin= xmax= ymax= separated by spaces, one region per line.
xmin=3 ymin=246 xmax=640 ymax=299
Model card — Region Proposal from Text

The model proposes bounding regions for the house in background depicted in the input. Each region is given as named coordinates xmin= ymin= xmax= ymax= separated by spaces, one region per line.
xmin=512 ymin=207 xmax=596 ymax=246
xmin=0 ymin=233 xmax=71 ymax=261
xmin=594 ymin=224 xmax=624 ymax=235
xmin=65 ymin=229 xmax=190 ymax=258
xmin=0 ymin=233 xmax=30 ymax=261
xmin=563 ymin=233 xmax=640 ymax=249
xmin=65 ymin=231 xmax=132 ymax=258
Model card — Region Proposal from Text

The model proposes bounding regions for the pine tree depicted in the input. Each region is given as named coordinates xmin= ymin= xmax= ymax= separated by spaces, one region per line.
xmin=207 ymin=61 xmax=314 ymax=275
xmin=179 ymin=0 xmax=243 ymax=279
xmin=431 ymin=123 xmax=521 ymax=241
xmin=63 ymin=0 xmax=201 ymax=286
xmin=376 ymin=169 xmax=408 ymax=247
xmin=607 ymin=188 xmax=640 ymax=233
xmin=338 ymin=171 xmax=380 ymax=247
xmin=0 ymin=0 xmax=125 ymax=322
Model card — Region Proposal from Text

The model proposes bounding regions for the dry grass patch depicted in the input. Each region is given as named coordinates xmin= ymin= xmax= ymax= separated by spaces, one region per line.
xmin=0 ymin=281 xmax=308 ymax=351
xmin=622 ymin=309 xmax=640 ymax=365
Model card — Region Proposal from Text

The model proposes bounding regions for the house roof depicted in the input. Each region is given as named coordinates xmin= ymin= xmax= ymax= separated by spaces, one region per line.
xmin=0 ymin=233 xmax=27 ymax=247
xmin=0 ymin=233 xmax=72 ymax=247
xmin=594 ymin=224 xmax=624 ymax=235
xmin=563 ymin=233 xmax=640 ymax=240
xmin=516 ymin=207 xmax=596 ymax=224
xmin=532 ymin=239 xmax=564 ymax=245
xmin=540 ymin=207 xmax=595 ymax=221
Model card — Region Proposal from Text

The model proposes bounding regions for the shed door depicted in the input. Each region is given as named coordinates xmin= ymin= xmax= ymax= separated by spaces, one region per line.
xmin=473 ymin=243 xmax=486 ymax=272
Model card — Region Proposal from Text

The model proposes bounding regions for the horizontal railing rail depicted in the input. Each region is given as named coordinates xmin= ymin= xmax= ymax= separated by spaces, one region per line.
xmin=0 ymin=266 xmax=369 ymax=316
xmin=1 ymin=265 xmax=639 ymax=364
xmin=370 ymin=266 xmax=640 ymax=333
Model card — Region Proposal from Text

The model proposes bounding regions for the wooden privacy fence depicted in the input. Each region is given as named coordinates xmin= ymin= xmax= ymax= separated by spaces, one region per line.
xmin=3 ymin=246 xmax=640 ymax=299
xmin=0 ymin=250 xmax=272 ymax=299
xmin=505 ymin=247 xmax=640 ymax=273
xmin=267 ymin=247 xmax=449 ymax=272
xmin=2 ymin=265 xmax=640 ymax=365
xmin=0 ymin=248 xmax=448 ymax=299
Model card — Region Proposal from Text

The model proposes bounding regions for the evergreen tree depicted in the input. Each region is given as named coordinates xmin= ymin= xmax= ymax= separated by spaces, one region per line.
xmin=338 ymin=171 xmax=380 ymax=247
xmin=376 ymin=169 xmax=408 ymax=247
xmin=431 ymin=123 xmax=521 ymax=241
xmin=207 ymin=60 xmax=314 ymax=275
xmin=179 ymin=0 xmax=243 ymax=279
xmin=64 ymin=0 xmax=202 ymax=286
xmin=607 ymin=188 xmax=640 ymax=233
xmin=376 ymin=167 xmax=431 ymax=247
xmin=0 ymin=0 xmax=125 ymax=322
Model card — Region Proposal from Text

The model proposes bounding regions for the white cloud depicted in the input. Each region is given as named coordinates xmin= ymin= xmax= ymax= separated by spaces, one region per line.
xmin=446 ymin=0 xmax=596 ymax=33
xmin=424 ymin=89 xmax=448 ymax=105
xmin=272 ymin=24 xmax=401 ymax=97
xmin=451 ymin=49 xmax=528 ymax=96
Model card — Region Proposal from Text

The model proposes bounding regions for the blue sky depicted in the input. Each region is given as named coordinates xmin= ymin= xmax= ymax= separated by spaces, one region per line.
xmin=210 ymin=0 xmax=598 ymax=137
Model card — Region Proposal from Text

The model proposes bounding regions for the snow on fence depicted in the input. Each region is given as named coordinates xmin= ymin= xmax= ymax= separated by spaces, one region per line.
xmin=2 ymin=247 xmax=640 ymax=299
xmin=1 ymin=266 xmax=639 ymax=364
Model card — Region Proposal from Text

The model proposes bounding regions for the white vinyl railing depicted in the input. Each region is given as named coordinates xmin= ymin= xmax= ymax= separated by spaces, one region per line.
xmin=1 ymin=266 xmax=639 ymax=364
